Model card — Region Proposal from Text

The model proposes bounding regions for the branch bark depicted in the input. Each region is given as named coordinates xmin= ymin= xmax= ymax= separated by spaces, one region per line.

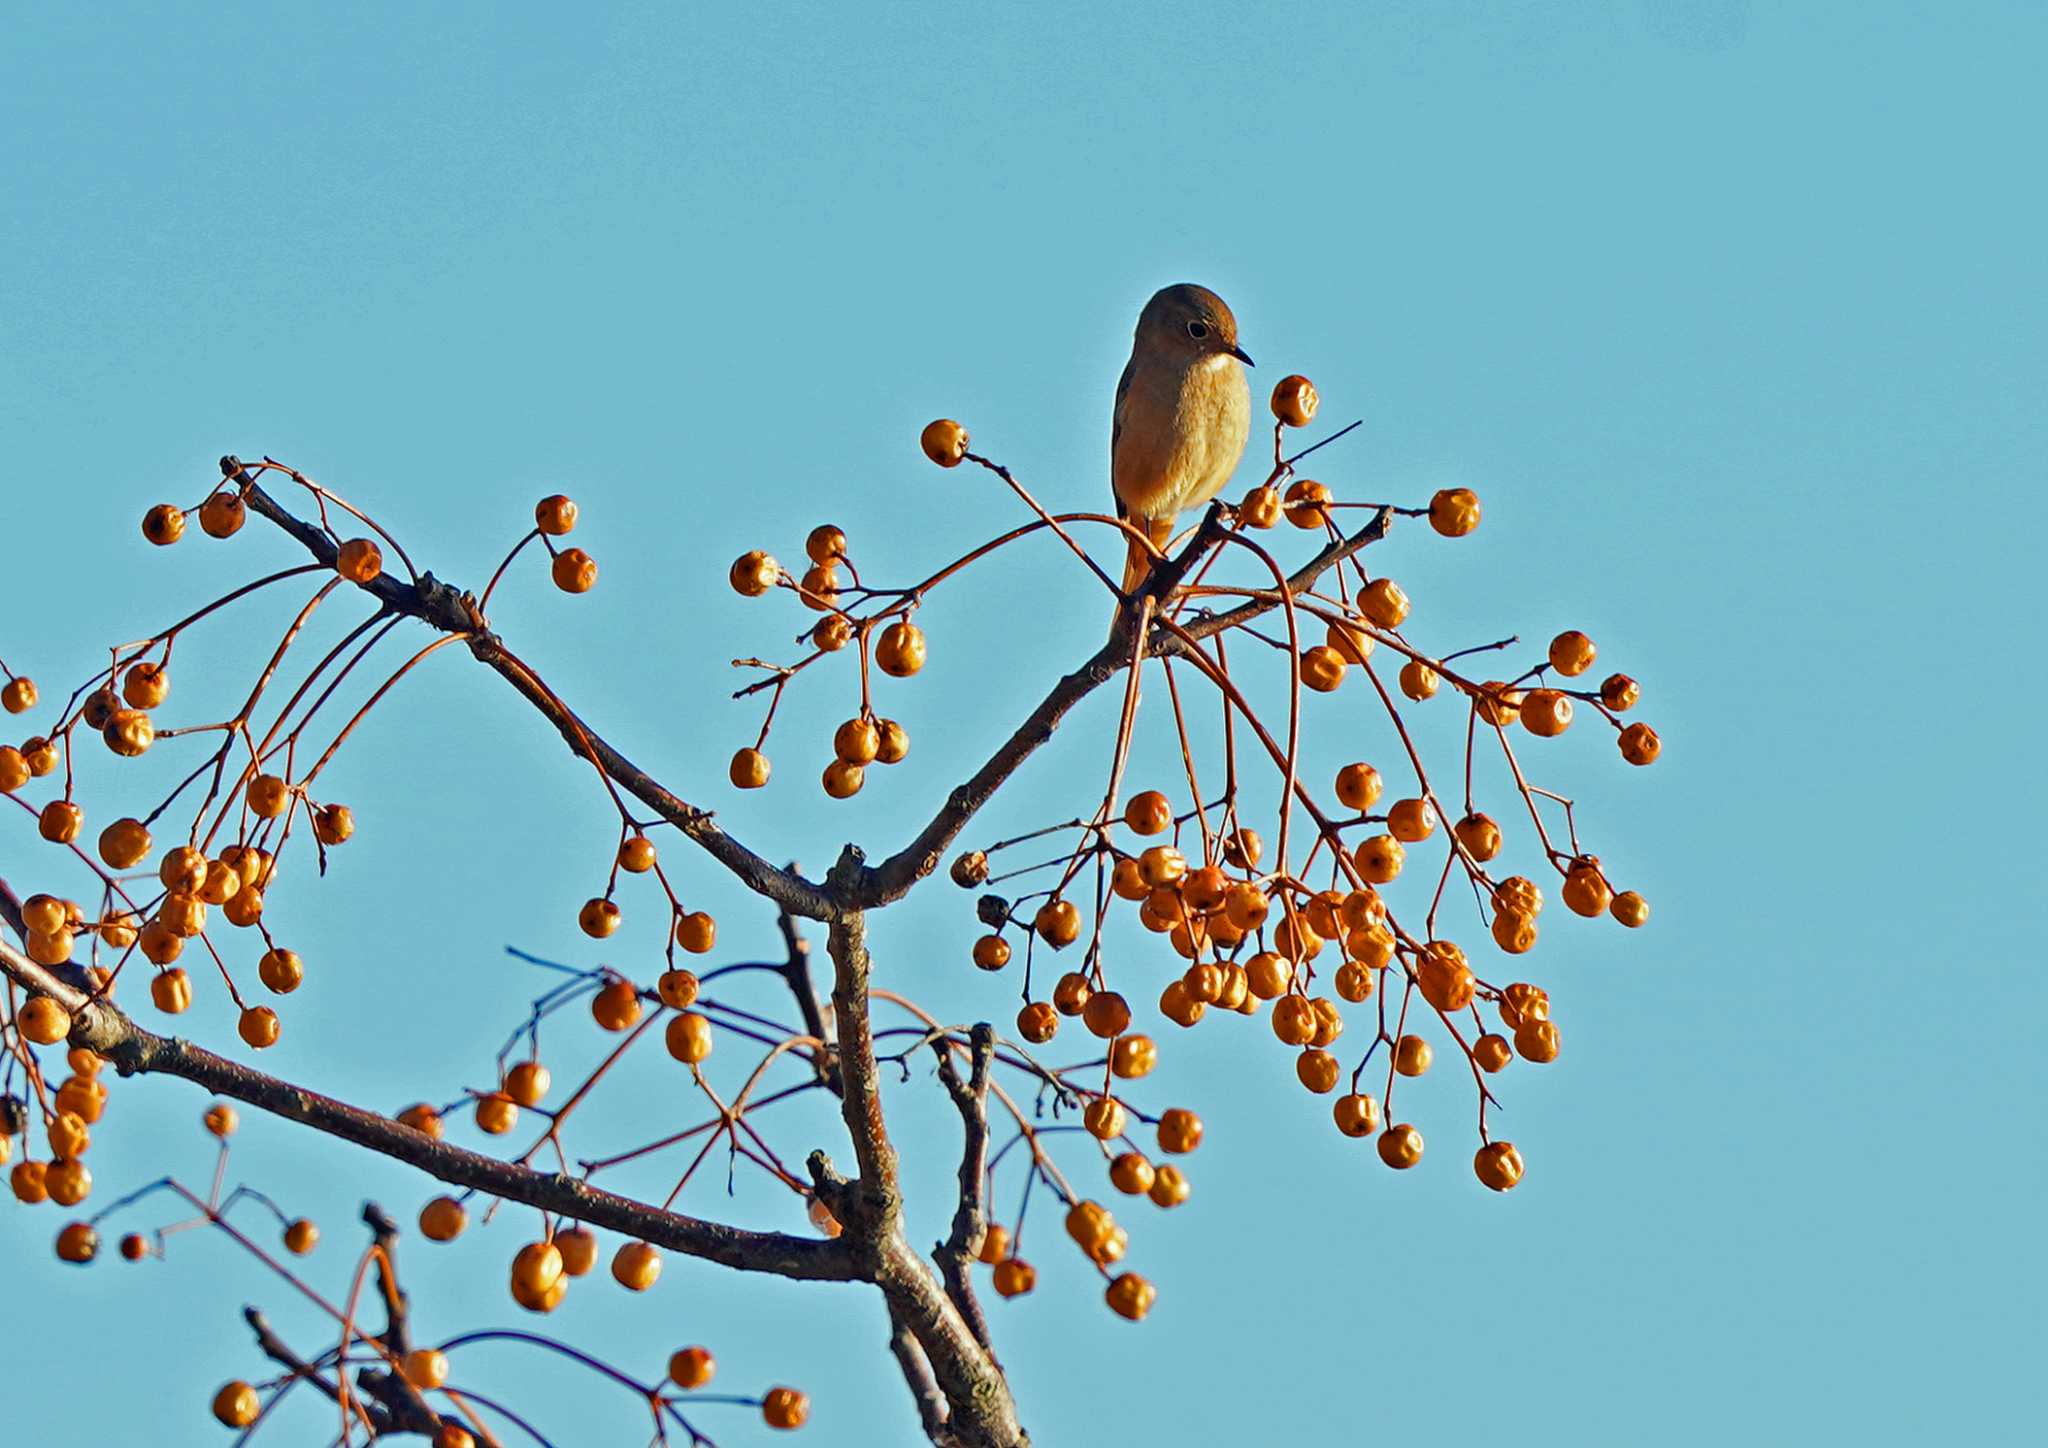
xmin=0 ymin=935 xmax=854 ymax=1284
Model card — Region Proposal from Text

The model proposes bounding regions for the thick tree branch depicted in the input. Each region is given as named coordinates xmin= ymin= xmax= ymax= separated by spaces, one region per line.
xmin=933 ymin=1023 xmax=997 ymax=1353
xmin=887 ymin=1318 xmax=949 ymax=1442
xmin=846 ymin=508 xmax=1390 ymax=908
xmin=221 ymin=456 xmax=837 ymax=921
xmin=0 ymin=937 xmax=855 ymax=1284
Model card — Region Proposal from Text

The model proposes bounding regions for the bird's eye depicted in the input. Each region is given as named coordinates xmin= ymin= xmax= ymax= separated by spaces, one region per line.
xmin=1186 ymin=320 xmax=1210 ymax=340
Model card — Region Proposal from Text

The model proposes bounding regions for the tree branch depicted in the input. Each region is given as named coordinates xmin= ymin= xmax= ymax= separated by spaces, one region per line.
xmin=221 ymin=457 xmax=837 ymax=922
xmin=0 ymin=936 xmax=855 ymax=1284
xmin=887 ymin=1316 xmax=949 ymax=1442
xmin=932 ymin=1023 xmax=997 ymax=1354
xmin=242 ymin=1306 xmax=381 ymax=1429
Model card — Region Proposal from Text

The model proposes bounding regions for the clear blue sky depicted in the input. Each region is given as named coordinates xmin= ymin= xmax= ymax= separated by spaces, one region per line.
xmin=3 ymin=3 xmax=2041 ymax=1444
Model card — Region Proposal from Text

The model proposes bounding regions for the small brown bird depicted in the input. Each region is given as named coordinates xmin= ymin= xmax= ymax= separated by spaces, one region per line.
xmin=1109 ymin=283 xmax=1253 ymax=635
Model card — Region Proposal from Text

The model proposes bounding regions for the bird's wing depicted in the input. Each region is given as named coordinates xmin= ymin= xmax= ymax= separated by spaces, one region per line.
xmin=1110 ymin=356 xmax=1135 ymax=520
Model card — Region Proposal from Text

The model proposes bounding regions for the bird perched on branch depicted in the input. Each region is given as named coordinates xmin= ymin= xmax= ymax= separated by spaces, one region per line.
xmin=1109 ymin=283 xmax=1253 ymax=636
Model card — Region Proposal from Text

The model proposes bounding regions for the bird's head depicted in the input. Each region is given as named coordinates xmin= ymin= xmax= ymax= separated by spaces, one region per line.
xmin=1137 ymin=283 xmax=1253 ymax=368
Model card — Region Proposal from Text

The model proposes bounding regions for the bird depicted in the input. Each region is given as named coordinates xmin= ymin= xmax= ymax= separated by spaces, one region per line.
xmin=1109 ymin=283 xmax=1253 ymax=637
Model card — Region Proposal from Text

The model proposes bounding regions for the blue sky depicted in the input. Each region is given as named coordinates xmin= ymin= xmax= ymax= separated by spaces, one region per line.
xmin=2 ymin=3 xmax=2042 ymax=1444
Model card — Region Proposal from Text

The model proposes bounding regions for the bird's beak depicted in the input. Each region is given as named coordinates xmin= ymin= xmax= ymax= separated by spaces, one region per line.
xmin=1228 ymin=344 xmax=1254 ymax=367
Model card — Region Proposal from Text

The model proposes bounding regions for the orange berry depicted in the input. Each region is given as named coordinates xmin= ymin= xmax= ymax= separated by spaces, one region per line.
xmin=504 ymin=1061 xmax=551 ymax=1107
xmin=1083 ymin=1097 xmax=1127 ymax=1140
xmin=1611 ymin=891 xmax=1650 ymax=928
xmin=1428 ymin=487 xmax=1481 ymax=537
xmin=1157 ymin=1107 xmax=1203 ymax=1154
xmin=1387 ymin=797 xmax=1436 ymax=842
xmin=1473 ymin=681 xmax=1524 ymax=727
xmin=1296 ymin=1048 xmax=1341 ymax=1093
xmin=578 ymin=897 xmax=621 ymax=938
xmin=238 ymin=1006 xmax=280 ymax=1049
xmin=1515 ymin=1019 xmax=1561 ymax=1064
xmin=1563 ymin=860 xmax=1613 ymax=917
xmin=920 ymin=418 xmax=969 ymax=467
xmin=204 ymin=1101 xmax=239 ymax=1137
xmin=1358 ymin=577 xmax=1409 ymax=629
xmin=1491 ymin=910 xmax=1538 ymax=954
xmin=971 ymin=934 xmax=1011 ymax=971
xmin=1521 ymin=688 xmax=1573 ymax=737
xmin=1600 ymin=673 xmax=1641 ymax=711
xmin=11 ymin=1160 xmax=49 ymax=1204
xmin=1474 ymin=1033 xmax=1512 ymax=1073
xmin=875 ymin=621 xmax=927 ymax=677
xmin=665 ymin=1012 xmax=714 ymax=1064
xmin=535 ymin=495 xmax=578 ymax=535
xmin=1148 ymin=1163 xmax=1190 ymax=1208
xmin=1333 ymin=1093 xmax=1380 ymax=1138
xmin=763 ymin=1386 xmax=811 ymax=1430
xmin=557 ymin=1225 xmax=599 ymax=1276
xmin=1353 ymin=834 xmax=1405 ymax=884
xmin=122 ymin=661 xmax=170 ymax=708
xmin=150 ymin=967 xmax=192 ymax=1014
xmin=19 ymin=996 xmax=70 ymax=1045
xmin=1474 ymin=1140 xmax=1525 ymax=1191
xmin=1377 ymin=1123 xmax=1424 ymax=1169
xmin=1239 ymin=484 xmax=1281 ymax=528
xmin=1110 ymin=1151 xmax=1156 ymax=1196
xmin=1082 ymin=990 xmax=1132 ymax=1040
xmin=1453 ymin=812 xmax=1502 ymax=862
xmin=1393 ymin=1034 xmax=1432 ymax=1077
xmin=1016 ymin=1001 xmax=1058 ymax=1043
xmin=473 ymin=1097 xmax=516 ymax=1146
xmin=618 ymin=835 xmax=657 ymax=873
xmin=657 ymin=969 xmax=700 ymax=1008
xmin=833 ymin=716 xmax=880 ymax=765
xmin=0 ymin=744 xmax=29 ymax=791
xmin=142 ymin=504 xmax=185 ymax=546
xmin=798 ymin=562 xmax=839 ymax=611
xmin=246 ymin=773 xmax=290 ymax=818
xmin=992 ymin=1257 xmax=1036 ymax=1297
xmin=312 ymin=802 xmax=354 ymax=845
xmin=1034 ymin=899 xmax=1080 ymax=949
xmin=1334 ymin=762 xmax=1383 ymax=811
xmin=258 ymin=948 xmax=303 ymax=994
xmin=1 ymin=677 xmax=37 ymax=714
xmin=212 ymin=1381 xmax=260 ymax=1428
xmin=674 ymin=911 xmax=717 ymax=954
xmin=1325 ymin=614 xmax=1375 ymax=664
xmin=668 ymin=1346 xmax=716 ymax=1390
xmin=1284 ymin=478 xmax=1333 ymax=530
xmin=822 ymin=759 xmax=865 ymax=799
xmin=404 ymin=1348 xmax=450 ymax=1389
xmin=1137 ymin=845 xmax=1186 ymax=888
xmin=1105 ymin=1271 xmax=1156 ymax=1321
xmin=1124 ymin=790 xmax=1172 ymax=835
xmin=812 ymin=613 xmax=854 ymax=651
xmin=612 ymin=1239 xmax=662 ymax=1291
xmin=875 ymin=718 xmax=909 ymax=764
xmin=1398 ymin=659 xmax=1440 ymax=700
xmin=1548 ymin=630 xmax=1596 ymax=676
xmin=729 ymin=550 xmax=781 ymax=597
xmin=1053 ymin=972 xmax=1092 ymax=1015
xmin=199 ymin=490 xmax=246 ymax=537
xmin=551 ymin=547 xmax=598 ymax=593
xmin=335 ymin=537 xmax=383 ymax=584
xmin=284 ymin=1218 xmax=319 ymax=1255
xmin=38 ymin=799 xmax=83 ymax=844
xmin=1271 ymin=994 xmax=1317 ymax=1046
xmin=419 ymin=1196 xmax=468 ymax=1241
xmin=1619 ymin=722 xmax=1661 ymax=765
xmin=591 ymin=979 xmax=642 ymax=1031
xmin=729 ymin=747 xmax=771 ymax=788
xmin=1271 ymin=374 xmax=1319 ymax=427
xmin=1299 ymin=643 xmax=1347 ymax=692
xmin=978 ymin=1224 xmax=1011 ymax=1264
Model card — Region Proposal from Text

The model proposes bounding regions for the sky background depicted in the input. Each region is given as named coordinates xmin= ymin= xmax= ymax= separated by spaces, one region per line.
xmin=3 ymin=2 xmax=2042 ymax=1444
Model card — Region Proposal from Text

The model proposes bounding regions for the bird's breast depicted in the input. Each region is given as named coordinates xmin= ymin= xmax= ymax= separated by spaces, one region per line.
xmin=1113 ymin=357 xmax=1252 ymax=522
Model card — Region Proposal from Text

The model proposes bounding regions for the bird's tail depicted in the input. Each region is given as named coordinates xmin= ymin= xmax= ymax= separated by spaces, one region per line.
xmin=1109 ymin=517 xmax=1175 ymax=641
